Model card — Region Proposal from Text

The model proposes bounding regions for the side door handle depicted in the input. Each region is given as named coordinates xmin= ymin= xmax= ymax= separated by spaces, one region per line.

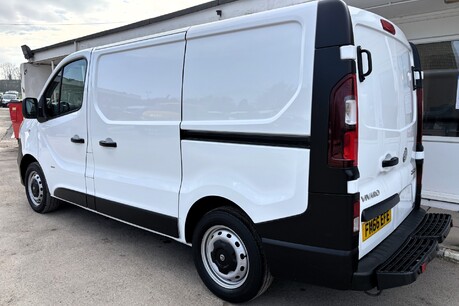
xmin=71 ymin=135 xmax=85 ymax=144
xmin=99 ymin=138 xmax=117 ymax=148
xmin=382 ymin=157 xmax=399 ymax=168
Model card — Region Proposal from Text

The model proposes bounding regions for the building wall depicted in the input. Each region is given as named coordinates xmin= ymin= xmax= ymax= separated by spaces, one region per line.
xmin=20 ymin=64 xmax=52 ymax=99
xmin=392 ymin=9 xmax=459 ymax=204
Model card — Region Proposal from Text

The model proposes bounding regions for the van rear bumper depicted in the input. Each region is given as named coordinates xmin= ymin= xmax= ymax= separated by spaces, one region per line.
xmin=262 ymin=238 xmax=358 ymax=289
xmin=262 ymin=208 xmax=452 ymax=290
xmin=354 ymin=210 xmax=452 ymax=290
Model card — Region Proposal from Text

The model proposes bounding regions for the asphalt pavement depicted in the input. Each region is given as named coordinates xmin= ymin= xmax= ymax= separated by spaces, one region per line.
xmin=1 ymin=108 xmax=458 ymax=305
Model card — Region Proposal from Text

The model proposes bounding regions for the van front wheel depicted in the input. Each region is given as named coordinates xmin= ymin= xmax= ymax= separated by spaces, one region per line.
xmin=25 ymin=162 xmax=60 ymax=213
xmin=192 ymin=207 xmax=272 ymax=303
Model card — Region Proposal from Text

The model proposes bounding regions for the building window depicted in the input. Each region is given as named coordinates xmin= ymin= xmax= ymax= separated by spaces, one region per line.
xmin=417 ymin=41 xmax=459 ymax=137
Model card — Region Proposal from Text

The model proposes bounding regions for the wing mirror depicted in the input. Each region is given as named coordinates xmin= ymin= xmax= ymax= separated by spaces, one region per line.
xmin=22 ymin=98 xmax=38 ymax=119
xmin=22 ymin=97 xmax=47 ymax=122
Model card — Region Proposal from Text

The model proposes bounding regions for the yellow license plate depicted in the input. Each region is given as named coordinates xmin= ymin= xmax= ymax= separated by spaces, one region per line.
xmin=362 ymin=210 xmax=392 ymax=241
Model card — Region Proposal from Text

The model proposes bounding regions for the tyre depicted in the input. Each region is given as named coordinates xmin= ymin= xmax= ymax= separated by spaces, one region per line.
xmin=24 ymin=162 xmax=61 ymax=213
xmin=192 ymin=207 xmax=272 ymax=303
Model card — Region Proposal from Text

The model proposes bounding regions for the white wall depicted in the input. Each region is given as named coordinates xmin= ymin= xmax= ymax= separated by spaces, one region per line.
xmin=422 ymin=137 xmax=459 ymax=203
xmin=20 ymin=63 xmax=52 ymax=98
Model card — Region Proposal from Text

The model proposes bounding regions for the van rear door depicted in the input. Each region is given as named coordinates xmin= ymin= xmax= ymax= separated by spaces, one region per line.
xmin=350 ymin=8 xmax=418 ymax=258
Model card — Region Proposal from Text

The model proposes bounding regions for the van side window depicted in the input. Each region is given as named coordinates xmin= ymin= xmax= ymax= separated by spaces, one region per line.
xmin=43 ymin=59 xmax=87 ymax=119
xmin=44 ymin=70 xmax=62 ymax=118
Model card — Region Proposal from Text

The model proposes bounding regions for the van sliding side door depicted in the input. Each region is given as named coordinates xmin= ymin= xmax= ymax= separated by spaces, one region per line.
xmin=88 ymin=33 xmax=186 ymax=237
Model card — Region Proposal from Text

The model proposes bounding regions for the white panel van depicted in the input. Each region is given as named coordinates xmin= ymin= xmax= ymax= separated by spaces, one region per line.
xmin=19 ymin=0 xmax=452 ymax=302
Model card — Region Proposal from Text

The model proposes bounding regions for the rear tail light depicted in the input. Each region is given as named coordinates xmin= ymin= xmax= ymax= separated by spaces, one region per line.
xmin=328 ymin=74 xmax=358 ymax=168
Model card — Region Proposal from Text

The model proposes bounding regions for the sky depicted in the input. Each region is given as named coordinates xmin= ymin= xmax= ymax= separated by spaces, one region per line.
xmin=0 ymin=0 xmax=208 ymax=68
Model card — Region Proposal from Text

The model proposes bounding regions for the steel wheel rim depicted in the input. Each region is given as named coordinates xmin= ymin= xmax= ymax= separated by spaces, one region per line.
xmin=201 ymin=225 xmax=249 ymax=289
xmin=27 ymin=171 xmax=44 ymax=207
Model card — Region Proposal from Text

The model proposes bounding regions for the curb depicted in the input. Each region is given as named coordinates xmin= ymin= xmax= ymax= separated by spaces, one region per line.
xmin=437 ymin=247 xmax=459 ymax=263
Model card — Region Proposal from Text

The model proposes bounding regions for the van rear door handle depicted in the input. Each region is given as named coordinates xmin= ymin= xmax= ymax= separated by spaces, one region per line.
xmin=71 ymin=135 xmax=85 ymax=144
xmin=357 ymin=46 xmax=373 ymax=82
xmin=99 ymin=138 xmax=117 ymax=148
xmin=382 ymin=157 xmax=399 ymax=168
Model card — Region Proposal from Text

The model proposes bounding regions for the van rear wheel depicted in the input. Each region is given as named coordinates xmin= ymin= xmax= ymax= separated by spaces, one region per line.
xmin=192 ymin=207 xmax=272 ymax=303
xmin=25 ymin=162 xmax=60 ymax=213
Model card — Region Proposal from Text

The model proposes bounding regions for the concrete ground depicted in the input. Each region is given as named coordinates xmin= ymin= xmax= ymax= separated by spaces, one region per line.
xmin=1 ymin=108 xmax=459 ymax=305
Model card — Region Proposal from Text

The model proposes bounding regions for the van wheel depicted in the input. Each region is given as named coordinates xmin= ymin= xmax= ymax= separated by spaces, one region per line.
xmin=192 ymin=207 xmax=272 ymax=303
xmin=25 ymin=162 xmax=60 ymax=213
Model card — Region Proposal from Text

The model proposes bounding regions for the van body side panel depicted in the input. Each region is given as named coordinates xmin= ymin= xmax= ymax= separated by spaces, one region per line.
xmin=88 ymin=34 xmax=185 ymax=221
xmin=179 ymin=2 xmax=318 ymax=236
xmin=255 ymin=0 xmax=358 ymax=289
xmin=180 ymin=142 xmax=309 ymax=224
xmin=181 ymin=2 xmax=317 ymax=136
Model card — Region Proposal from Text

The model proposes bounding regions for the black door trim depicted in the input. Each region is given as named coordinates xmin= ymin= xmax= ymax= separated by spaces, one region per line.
xmin=180 ymin=129 xmax=310 ymax=149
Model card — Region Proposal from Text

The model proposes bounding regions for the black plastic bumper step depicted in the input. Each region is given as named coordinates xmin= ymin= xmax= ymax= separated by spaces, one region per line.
xmin=353 ymin=211 xmax=453 ymax=291
xmin=376 ymin=237 xmax=438 ymax=290
xmin=412 ymin=213 xmax=452 ymax=242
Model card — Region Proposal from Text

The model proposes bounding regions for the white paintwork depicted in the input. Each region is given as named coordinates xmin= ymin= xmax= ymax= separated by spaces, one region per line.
xmin=21 ymin=51 xmax=91 ymax=199
xmin=413 ymin=151 xmax=425 ymax=160
xmin=182 ymin=2 xmax=317 ymax=136
xmin=20 ymin=119 xmax=39 ymax=162
xmin=340 ymin=45 xmax=357 ymax=61
xmin=350 ymin=7 xmax=417 ymax=258
xmin=179 ymin=142 xmax=309 ymax=227
xmin=88 ymin=33 xmax=185 ymax=217
xmin=347 ymin=179 xmax=359 ymax=194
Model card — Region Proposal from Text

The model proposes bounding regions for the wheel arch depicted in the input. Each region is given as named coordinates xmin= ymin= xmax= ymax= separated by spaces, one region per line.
xmin=20 ymin=154 xmax=38 ymax=184
xmin=184 ymin=196 xmax=253 ymax=244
